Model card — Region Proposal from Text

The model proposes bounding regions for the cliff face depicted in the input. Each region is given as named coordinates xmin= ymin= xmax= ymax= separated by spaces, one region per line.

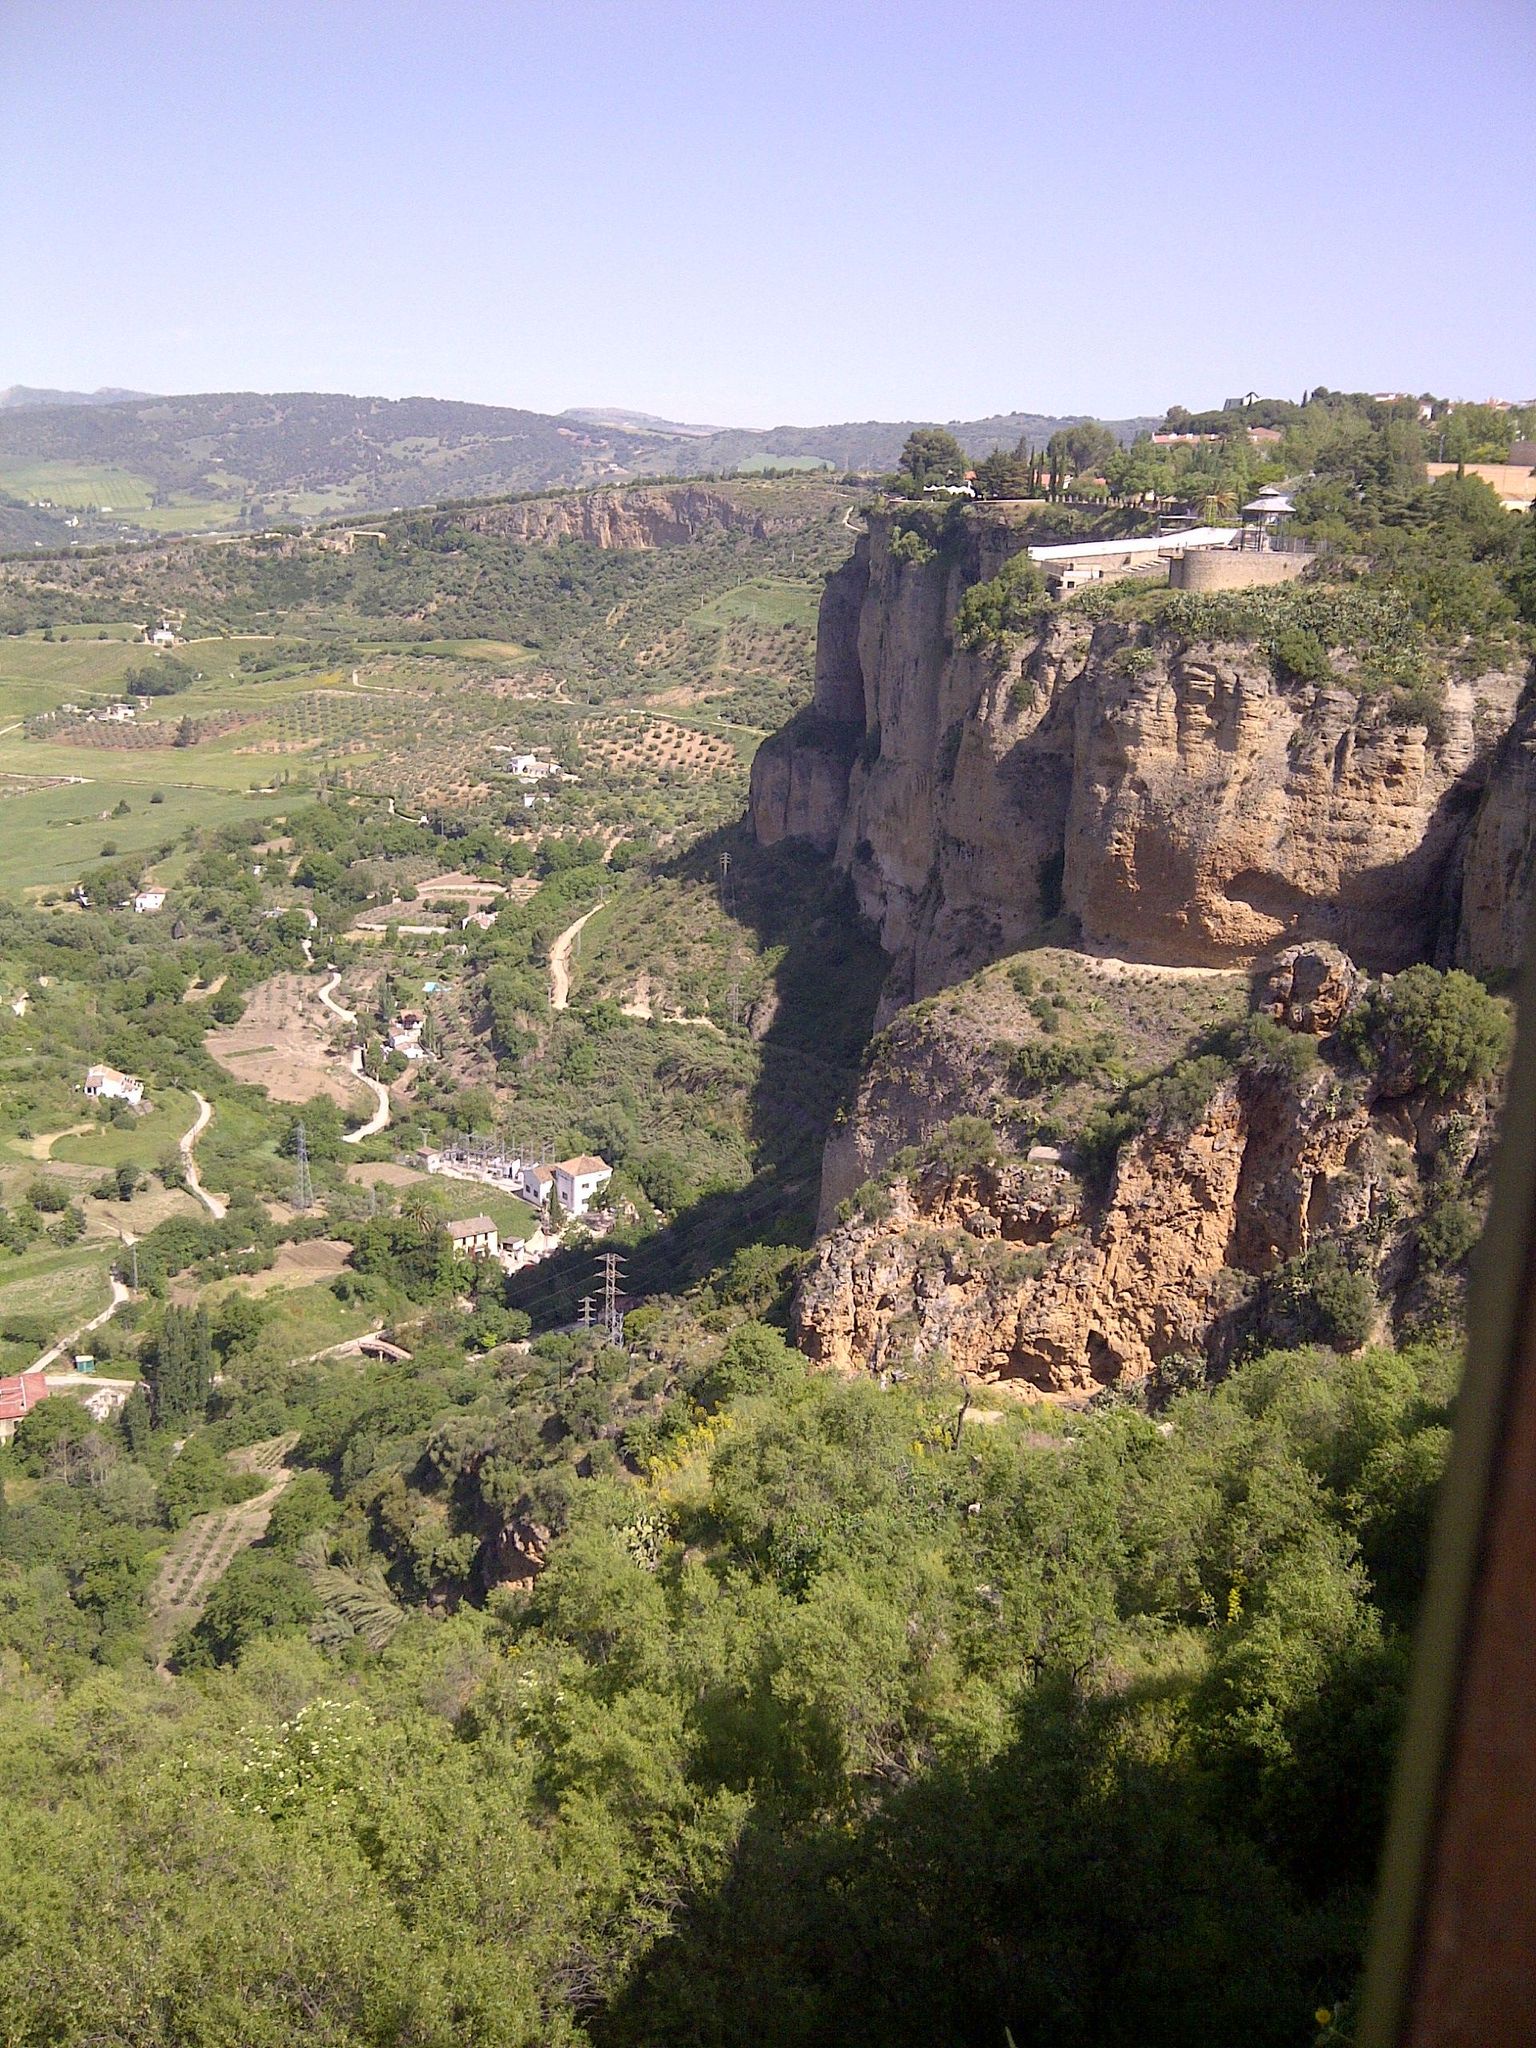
xmin=752 ymin=510 xmax=1528 ymax=1397
xmin=749 ymin=511 xmax=1533 ymax=1007
xmin=1456 ymin=695 xmax=1536 ymax=974
xmin=797 ymin=991 xmax=1493 ymax=1397
xmin=449 ymin=484 xmax=809 ymax=550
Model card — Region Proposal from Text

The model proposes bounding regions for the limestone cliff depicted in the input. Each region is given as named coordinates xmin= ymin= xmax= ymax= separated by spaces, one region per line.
xmin=750 ymin=509 xmax=1534 ymax=1008
xmin=797 ymin=957 xmax=1496 ymax=1396
xmin=447 ymin=483 xmax=815 ymax=550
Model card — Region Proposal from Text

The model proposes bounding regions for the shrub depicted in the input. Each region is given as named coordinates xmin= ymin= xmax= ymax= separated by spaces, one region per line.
xmin=1261 ymin=1243 xmax=1377 ymax=1353
xmin=1228 ymin=1013 xmax=1319 ymax=1086
xmin=1347 ymin=965 xmax=1512 ymax=1095
xmin=890 ymin=526 xmax=937 ymax=567
xmin=923 ymin=1116 xmax=1000 ymax=1176
xmin=1417 ymin=1198 xmax=1480 ymax=1271
xmin=1271 ymin=626 xmax=1333 ymax=685
xmin=1009 ymin=1033 xmax=1114 ymax=1091
xmin=954 ymin=551 xmax=1047 ymax=657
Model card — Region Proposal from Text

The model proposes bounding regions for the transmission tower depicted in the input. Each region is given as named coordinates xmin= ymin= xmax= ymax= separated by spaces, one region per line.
xmin=600 ymin=1252 xmax=626 ymax=1347
xmin=579 ymin=1295 xmax=595 ymax=1330
xmin=717 ymin=849 xmax=733 ymax=917
xmin=292 ymin=1120 xmax=314 ymax=1212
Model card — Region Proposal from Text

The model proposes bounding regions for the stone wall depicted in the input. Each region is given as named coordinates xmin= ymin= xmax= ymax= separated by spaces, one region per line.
xmin=1169 ymin=548 xmax=1314 ymax=593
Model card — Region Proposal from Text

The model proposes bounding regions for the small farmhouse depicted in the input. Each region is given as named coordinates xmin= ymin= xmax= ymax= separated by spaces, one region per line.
xmin=447 ymin=1215 xmax=500 ymax=1260
xmin=554 ymin=1155 xmax=613 ymax=1219
xmin=133 ymin=888 xmax=166 ymax=914
xmin=0 ymin=1370 xmax=50 ymax=1447
xmin=84 ymin=1064 xmax=144 ymax=1107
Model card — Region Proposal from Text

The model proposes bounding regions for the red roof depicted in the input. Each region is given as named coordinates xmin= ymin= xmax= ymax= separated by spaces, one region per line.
xmin=0 ymin=1371 xmax=51 ymax=1422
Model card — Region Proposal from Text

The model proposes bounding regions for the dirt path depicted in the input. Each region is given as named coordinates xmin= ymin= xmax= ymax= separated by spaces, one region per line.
xmin=549 ymin=903 xmax=604 ymax=1011
xmin=149 ymin=1432 xmax=299 ymax=1663
xmin=315 ymin=974 xmax=389 ymax=1144
xmin=181 ymin=1091 xmax=228 ymax=1219
xmin=32 ymin=1274 xmax=132 ymax=1370
xmin=343 ymin=1051 xmax=390 ymax=1143
xmin=317 ymin=970 xmax=356 ymax=1024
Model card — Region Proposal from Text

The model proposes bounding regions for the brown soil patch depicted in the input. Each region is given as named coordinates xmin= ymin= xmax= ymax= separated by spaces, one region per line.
xmin=347 ymin=1161 xmax=427 ymax=1187
xmin=415 ymin=871 xmax=506 ymax=901
xmin=238 ymin=1238 xmax=351 ymax=1293
xmin=206 ymin=973 xmax=368 ymax=1110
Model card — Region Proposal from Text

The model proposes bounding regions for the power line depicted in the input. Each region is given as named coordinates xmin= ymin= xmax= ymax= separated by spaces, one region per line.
xmin=292 ymin=1120 xmax=313 ymax=1212
xmin=601 ymin=1251 xmax=626 ymax=1347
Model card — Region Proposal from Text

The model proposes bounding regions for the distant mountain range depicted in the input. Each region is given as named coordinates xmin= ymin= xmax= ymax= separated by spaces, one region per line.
xmin=0 ymin=387 xmax=1159 ymax=547
xmin=0 ymin=385 xmax=154 ymax=410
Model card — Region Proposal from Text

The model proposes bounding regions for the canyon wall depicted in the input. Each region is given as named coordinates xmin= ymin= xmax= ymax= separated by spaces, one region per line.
xmin=750 ymin=508 xmax=1532 ymax=1397
xmin=449 ymin=484 xmax=814 ymax=549
xmin=750 ymin=510 xmax=1534 ymax=1011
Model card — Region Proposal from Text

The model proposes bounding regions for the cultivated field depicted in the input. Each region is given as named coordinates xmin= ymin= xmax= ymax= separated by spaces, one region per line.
xmin=206 ymin=972 xmax=368 ymax=1111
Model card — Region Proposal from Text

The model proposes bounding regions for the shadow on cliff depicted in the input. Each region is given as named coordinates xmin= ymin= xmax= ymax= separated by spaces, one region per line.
xmin=507 ymin=826 xmax=885 ymax=1322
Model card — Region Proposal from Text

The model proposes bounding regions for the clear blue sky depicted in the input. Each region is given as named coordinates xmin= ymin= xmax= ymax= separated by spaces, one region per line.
xmin=1 ymin=0 xmax=1530 ymax=426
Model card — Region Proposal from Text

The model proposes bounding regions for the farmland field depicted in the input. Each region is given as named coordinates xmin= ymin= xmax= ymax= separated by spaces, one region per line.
xmin=0 ymin=462 xmax=157 ymax=511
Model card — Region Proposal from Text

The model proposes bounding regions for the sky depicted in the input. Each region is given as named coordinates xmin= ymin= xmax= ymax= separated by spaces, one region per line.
xmin=1 ymin=0 xmax=1531 ymax=427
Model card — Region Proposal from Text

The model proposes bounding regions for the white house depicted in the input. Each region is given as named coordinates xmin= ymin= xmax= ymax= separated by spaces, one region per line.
xmin=132 ymin=889 xmax=166 ymax=914
xmin=147 ymin=621 xmax=178 ymax=648
xmin=554 ymin=1155 xmax=612 ymax=1219
xmin=84 ymin=1064 xmax=144 ymax=1107
xmin=447 ymin=1215 xmax=500 ymax=1260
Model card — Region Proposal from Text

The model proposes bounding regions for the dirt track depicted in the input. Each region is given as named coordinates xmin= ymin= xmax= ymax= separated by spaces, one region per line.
xmin=549 ymin=904 xmax=604 ymax=1010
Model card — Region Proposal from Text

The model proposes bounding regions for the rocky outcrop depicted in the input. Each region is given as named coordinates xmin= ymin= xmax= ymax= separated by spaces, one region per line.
xmin=749 ymin=510 xmax=1534 ymax=1004
xmin=447 ymin=484 xmax=809 ymax=550
xmin=797 ymin=1039 xmax=1488 ymax=1398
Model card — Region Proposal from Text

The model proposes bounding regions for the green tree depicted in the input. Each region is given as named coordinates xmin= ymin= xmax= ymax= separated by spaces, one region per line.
xmin=896 ymin=428 xmax=968 ymax=489
xmin=1512 ymin=503 xmax=1536 ymax=624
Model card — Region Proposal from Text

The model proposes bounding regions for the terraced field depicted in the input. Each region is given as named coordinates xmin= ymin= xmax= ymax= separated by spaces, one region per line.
xmin=149 ymin=1431 xmax=299 ymax=1659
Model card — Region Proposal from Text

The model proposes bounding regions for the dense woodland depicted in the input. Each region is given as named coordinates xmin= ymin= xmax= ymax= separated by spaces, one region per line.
xmin=0 ymin=405 xmax=1532 ymax=2043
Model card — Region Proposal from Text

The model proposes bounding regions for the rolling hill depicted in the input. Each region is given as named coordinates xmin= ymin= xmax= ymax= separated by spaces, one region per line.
xmin=0 ymin=387 xmax=1159 ymax=547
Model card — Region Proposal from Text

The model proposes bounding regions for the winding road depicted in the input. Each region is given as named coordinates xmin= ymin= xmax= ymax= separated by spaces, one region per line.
xmin=549 ymin=904 xmax=604 ymax=1011
xmin=33 ymin=1274 xmax=133 ymax=1370
xmin=317 ymin=972 xmax=391 ymax=1143
xmin=180 ymin=1091 xmax=228 ymax=1219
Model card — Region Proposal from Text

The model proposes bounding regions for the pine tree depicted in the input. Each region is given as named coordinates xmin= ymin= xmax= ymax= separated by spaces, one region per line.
xmin=120 ymin=1384 xmax=152 ymax=1452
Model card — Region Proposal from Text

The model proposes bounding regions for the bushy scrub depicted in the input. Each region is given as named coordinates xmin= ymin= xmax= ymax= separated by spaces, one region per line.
xmin=1345 ymin=964 xmax=1512 ymax=1095
xmin=953 ymin=551 xmax=1047 ymax=658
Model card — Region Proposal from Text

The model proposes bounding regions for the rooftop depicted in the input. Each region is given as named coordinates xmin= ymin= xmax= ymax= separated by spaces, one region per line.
xmin=447 ymin=1215 xmax=497 ymax=1238
xmin=558 ymin=1155 xmax=612 ymax=1178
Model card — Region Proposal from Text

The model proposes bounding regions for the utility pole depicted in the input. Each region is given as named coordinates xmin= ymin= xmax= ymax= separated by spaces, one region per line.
xmin=717 ymin=849 xmax=732 ymax=918
xmin=601 ymin=1252 xmax=625 ymax=1347
xmin=293 ymin=1120 xmax=314 ymax=1213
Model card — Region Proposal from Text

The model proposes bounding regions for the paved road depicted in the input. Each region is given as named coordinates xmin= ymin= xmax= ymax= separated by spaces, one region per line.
xmin=549 ymin=904 xmax=604 ymax=1011
xmin=180 ymin=1092 xmax=228 ymax=1219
